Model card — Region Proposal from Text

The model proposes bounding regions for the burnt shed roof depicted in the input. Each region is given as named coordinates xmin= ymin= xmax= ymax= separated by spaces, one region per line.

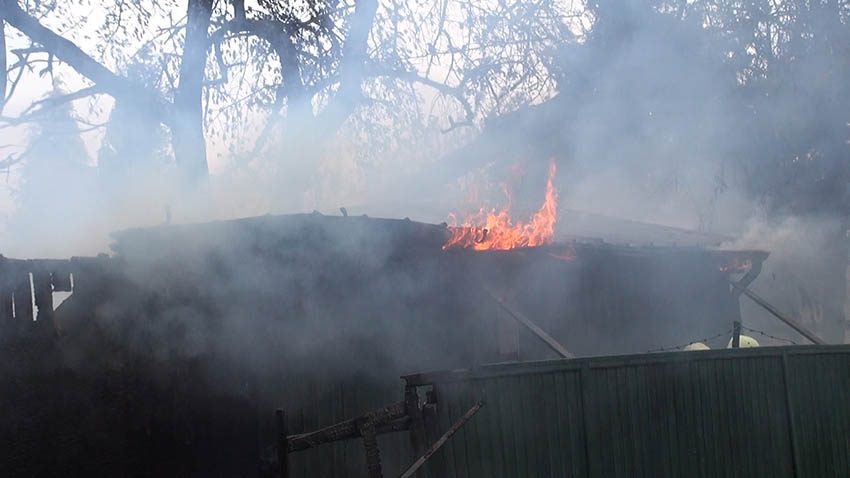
xmin=109 ymin=212 xmax=766 ymax=267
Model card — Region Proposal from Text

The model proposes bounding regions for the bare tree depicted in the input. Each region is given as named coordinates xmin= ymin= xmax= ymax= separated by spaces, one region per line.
xmin=0 ymin=0 xmax=585 ymax=184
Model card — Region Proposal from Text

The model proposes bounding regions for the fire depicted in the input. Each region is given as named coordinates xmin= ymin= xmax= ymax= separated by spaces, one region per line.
xmin=719 ymin=257 xmax=753 ymax=273
xmin=443 ymin=159 xmax=558 ymax=251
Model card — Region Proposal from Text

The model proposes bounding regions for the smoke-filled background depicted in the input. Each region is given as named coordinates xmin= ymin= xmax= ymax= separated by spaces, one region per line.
xmin=0 ymin=0 xmax=848 ymax=344
xmin=2 ymin=3 xmax=850 ymax=475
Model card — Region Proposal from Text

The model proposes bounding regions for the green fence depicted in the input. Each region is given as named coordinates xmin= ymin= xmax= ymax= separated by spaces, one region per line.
xmin=403 ymin=345 xmax=850 ymax=478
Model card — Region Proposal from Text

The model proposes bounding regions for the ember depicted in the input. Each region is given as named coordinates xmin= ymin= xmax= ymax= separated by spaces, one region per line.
xmin=443 ymin=159 xmax=558 ymax=250
xmin=548 ymin=246 xmax=576 ymax=261
xmin=719 ymin=257 xmax=753 ymax=273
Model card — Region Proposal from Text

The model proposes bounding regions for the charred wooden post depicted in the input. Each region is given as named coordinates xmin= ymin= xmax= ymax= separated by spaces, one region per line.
xmin=275 ymin=410 xmax=289 ymax=478
xmin=360 ymin=420 xmax=383 ymax=478
xmin=51 ymin=270 xmax=73 ymax=292
xmin=0 ymin=258 xmax=84 ymax=336
xmin=285 ymin=401 xmax=407 ymax=452
xmin=729 ymin=254 xmax=764 ymax=329
xmin=0 ymin=257 xmax=12 ymax=331
xmin=405 ymin=385 xmax=427 ymax=457
xmin=277 ymin=400 xmax=412 ymax=477
xmin=418 ymin=384 xmax=447 ymax=476
xmin=13 ymin=273 xmax=33 ymax=323
xmin=0 ymin=286 xmax=11 ymax=324
xmin=67 ymin=255 xmax=110 ymax=296
xmin=31 ymin=270 xmax=54 ymax=334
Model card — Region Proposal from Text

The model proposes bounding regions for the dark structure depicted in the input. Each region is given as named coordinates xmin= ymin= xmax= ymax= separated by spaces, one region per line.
xmin=1 ymin=213 xmax=766 ymax=476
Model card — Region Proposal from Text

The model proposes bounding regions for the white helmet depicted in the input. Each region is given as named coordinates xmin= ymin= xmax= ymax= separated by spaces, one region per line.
xmin=727 ymin=335 xmax=760 ymax=348
xmin=683 ymin=342 xmax=710 ymax=351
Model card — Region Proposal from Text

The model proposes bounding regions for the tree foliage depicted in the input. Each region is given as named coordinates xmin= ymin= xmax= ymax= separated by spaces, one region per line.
xmin=566 ymin=1 xmax=850 ymax=220
xmin=1 ymin=0 xmax=847 ymax=221
xmin=633 ymin=0 xmax=850 ymax=218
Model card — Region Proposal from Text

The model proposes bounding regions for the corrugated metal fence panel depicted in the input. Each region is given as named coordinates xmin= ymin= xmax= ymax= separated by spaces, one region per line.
xmin=414 ymin=346 xmax=849 ymax=478
xmin=421 ymin=370 xmax=587 ymax=478
xmin=581 ymin=356 xmax=792 ymax=478
xmin=786 ymin=351 xmax=850 ymax=477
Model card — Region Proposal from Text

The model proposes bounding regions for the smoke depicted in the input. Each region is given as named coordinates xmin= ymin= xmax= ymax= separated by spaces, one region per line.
xmin=4 ymin=5 xmax=850 ymax=474
xmin=0 ymin=0 xmax=848 ymax=369
xmin=725 ymin=216 xmax=848 ymax=343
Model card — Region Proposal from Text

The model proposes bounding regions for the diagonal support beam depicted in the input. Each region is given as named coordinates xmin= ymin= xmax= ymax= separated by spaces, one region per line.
xmin=399 ymin=399 xmax=485 ymax=478
xmin=484 ymin=286 xmax=574 ymax=359
xmin=730 ymin=281 xmax=825 ymax=345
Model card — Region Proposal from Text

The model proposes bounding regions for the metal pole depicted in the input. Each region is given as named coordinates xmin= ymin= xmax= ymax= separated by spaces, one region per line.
xmin=732 ymin=321 xmax=741 ymax=348
xmin=730 ymin=281 xmax=825 ymax=345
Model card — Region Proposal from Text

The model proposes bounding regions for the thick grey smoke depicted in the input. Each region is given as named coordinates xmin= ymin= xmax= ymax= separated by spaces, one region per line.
xmin=414 ymin=2 xmax=850 ymax=343
xmin=3 ymin=3 xmax=850 ymax=475
xmin=2 ymin=1 xmax=848 ymax=350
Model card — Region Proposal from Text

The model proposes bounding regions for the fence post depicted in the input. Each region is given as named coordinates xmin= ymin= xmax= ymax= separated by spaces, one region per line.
xmin=361 ymin=420 xmax=383 ymax=478
xmin=32 ymin=270 xmax=54 ymax=334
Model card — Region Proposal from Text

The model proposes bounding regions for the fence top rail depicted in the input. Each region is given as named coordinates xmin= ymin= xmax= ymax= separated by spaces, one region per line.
xmin=402 ymin=344 xmax=850 ymax=386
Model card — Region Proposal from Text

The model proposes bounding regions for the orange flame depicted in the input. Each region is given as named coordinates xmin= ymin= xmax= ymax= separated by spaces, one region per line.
xmin=443 ymin=159 xmax=558 ymax=251
xmin=718 ymin=258 xmax=752 ymax=273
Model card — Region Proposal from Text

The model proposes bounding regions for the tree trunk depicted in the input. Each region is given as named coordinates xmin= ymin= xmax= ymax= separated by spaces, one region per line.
xmin=0 ymin=19 xmax=7 ymax=113
xmin=173 ymin=0 xmax=213 ymax=181
xmin=316 ymin=0 xmax=379 ymax=132
xmin=233 ymin=0 xmax=245 ymax=22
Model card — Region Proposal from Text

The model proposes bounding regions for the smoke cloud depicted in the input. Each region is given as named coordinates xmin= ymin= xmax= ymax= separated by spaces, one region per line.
xmin=0 ymin=1 xmax=847 ymax=361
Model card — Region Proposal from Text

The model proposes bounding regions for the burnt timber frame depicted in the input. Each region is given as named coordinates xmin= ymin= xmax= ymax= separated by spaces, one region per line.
xmin=276 ymin=400 xmax=410 ymax=478
xmin=274 ymin=386 xmax=483 ymax=478
xmin=0 ymin=255 xmax=94 ymax=338
xmin=728 ymin=253 xmax=826 ymax=345
xmin=731 ymin=281 xmax=826 ymax=345
xmin=726 ymin=251 xmax=826 ymax=345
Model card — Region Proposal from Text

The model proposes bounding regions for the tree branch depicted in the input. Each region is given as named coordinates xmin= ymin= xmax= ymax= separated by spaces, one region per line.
xmin=21 ymin=85 xmax=102 ymax=116
xmin=0 ymin=149 xmax=27 ymax=172
xmin=366 ymin=63 xmax=474 ymax=124
xmin=172 ymin=0 xmax=213 ymax=178
xmin=1 ymin=0 xmax=172 ymax=124
xmin=315 ymin=0 xmax=379 ymax=129
xmin=211 ymin=15 xmax=305 ymax=118
xmin=5 ymin=52 xmax=29 ymax=105
xmin=0 ymin=18 xmax=7 ymax=114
